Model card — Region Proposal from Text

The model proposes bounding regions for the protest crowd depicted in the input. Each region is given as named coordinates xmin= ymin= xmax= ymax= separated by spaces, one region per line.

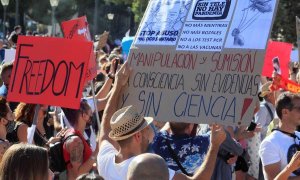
xmin=1 ymin=1 xmax=300 ymax=180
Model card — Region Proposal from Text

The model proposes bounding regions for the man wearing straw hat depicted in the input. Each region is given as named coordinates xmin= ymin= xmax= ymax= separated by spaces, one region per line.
xmin=97 ymin=62 xmax=227 ymax=180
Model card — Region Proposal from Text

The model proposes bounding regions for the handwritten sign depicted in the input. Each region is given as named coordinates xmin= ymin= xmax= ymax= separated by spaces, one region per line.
xmin=61 ymin=16 xmax=91 ymax=41
xmin=61 ymin=16 xmax=96 ymax=81
xmin=7 ymin=36 xmax=92 ymax=109
xmin=122 ymin=0 xmax=279 ymax=126
xmin=296 ymin=16 xmax=300 ymax=62
xmin=97 ymin=31 xmax=109 ymax=50
xmin=262 ymin=41 xmax=292 ymax=79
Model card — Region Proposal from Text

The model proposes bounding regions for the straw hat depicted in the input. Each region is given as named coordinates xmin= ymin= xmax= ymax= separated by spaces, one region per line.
xmin=109 ymin=106 xmax=153 ymax=141
xmin=259 ymin=81 xmax=272 ymax=98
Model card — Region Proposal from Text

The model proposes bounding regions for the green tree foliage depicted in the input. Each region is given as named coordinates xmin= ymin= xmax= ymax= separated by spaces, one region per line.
xmin=271 ymin=0 xmax=300 ymax=45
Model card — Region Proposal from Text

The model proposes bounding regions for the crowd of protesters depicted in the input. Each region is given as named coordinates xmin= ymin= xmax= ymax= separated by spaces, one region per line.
xmin=1 ymin=25 xmax=300 ymax=180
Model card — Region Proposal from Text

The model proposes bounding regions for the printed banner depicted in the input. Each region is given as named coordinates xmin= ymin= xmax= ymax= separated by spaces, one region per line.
xmin=271 ymin=74 xmax=300 ymax=93
xmin=61 ymin=16 xmax=96 ymax=81
xmin=296 ymin=16 xmax=300 ymax=62
xmin=122 ymin=0 xmax=279 ymax=126
xmin=7 ymin=36 xmax=92 ymax=109
xmin=262 ymin=41 xmax=293 ymax=79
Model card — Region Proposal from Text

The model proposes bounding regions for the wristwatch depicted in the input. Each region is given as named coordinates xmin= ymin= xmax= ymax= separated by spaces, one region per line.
xmin=107 ymin=73 xmax=115 ymax=80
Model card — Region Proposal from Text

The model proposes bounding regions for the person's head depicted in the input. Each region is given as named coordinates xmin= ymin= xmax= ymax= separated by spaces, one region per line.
xmin=0 ymin=62 xmax=13 ymax=88
xmin=98 ymin=54 xmax=108 ymax=67
xmin=127 ymin=153 xmax=169 ymax=180
xmin=169 ymin=122 xmax=194 ymax=135
xmin=258 ymin=81 xmax=275 ymax=104
xmin=14 ymin=103 xmax=48 ymax=126
xmin=0 ymin=143 xmax=49 ymax=180
xmin=0 ymin=97 xmax=14 ymax=132
xmin=276 ymin=92 xmax=300 ymax=126
xmin=62 ymin=100 xmax=92 ymax=127
xmin=14 ymin=25 xmax=22 ymax=34
xmin=26 ymin=30 xmax=32 ymax=36
xmin=76 ymin=173 xmax=104 ymax=180
xmin=109 ymin=106 xmax=154 ymax=154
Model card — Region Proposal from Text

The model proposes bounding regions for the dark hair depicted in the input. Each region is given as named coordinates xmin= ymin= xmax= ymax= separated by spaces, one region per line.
xmin=0 ymin=143 xmax=49 ymax=180
xmin=76 ymin=173 xmax=104 ymax=180
xmin=0 ymin=97 xmax=9 ymax=118
xmin=61 ymin=100 xmax=91 ymax=126
xmin=0 ymin=62 xmax=13 ymax=77
xmin=169 ymin=122 xmax=191 ymax=135
xmin=14 ymin=25 xmax=21 ymax=31
xmin=276 ymin=92 xmax=300 ymax=119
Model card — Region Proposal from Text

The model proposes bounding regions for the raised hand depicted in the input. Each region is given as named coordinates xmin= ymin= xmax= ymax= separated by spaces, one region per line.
xmin=115 ymin=61 xmax=132 ymax=87
xmin=210 ymin=124 xmax=226 ymax=148
xmin=287 ymin=151 xmax=300 ymax=172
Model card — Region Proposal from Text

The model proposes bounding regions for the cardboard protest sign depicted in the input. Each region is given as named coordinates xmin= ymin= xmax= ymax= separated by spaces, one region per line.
xmin=61 ymin=16 xmax=96 ymax=81
xmin=2 ymin=49 xmax=16 ymax=63
xmin=97 ymin=31 xmax=109 ymax=50
xmin=262 ymin=41 xmax=292 ymax=79
xmin=122 ymin=0 xmax=279 ymax=126
xmin=7 ymin=36 xmax=92 ymax=109
xmin=61 ymin=16 xmax=91 ymax=41
xmin=296 ymin=16 xmax=300 ymax=62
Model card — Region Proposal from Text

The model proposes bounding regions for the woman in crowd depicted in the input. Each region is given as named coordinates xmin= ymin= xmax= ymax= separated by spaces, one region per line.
xmin=0 ymin=143 xmax=51 ymax=180
xmin=61 ymin=99 xmax=98 ymax=180
xmin=7 ymin=103 xmax=49 ymax=146
xmin=0 ymin=97 xmax=14 ymax=161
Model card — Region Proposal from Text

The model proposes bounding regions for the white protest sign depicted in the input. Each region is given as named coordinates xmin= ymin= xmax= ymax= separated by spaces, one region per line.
xmin=123 ymin=0 xmax=279 ymax=126
xmin=3 ymin=49 xmax=16 ymax=63
xmin=296 ymin=16 xmax=300 ymax=62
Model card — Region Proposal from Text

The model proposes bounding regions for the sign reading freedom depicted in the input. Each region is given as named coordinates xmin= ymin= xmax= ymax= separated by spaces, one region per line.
xmin=61 ymin=16 xmax=97 ymax=81
xmin=7 ymin=36 xmax=93 ymax=109
xmin=122 ymin=0 xmax=279 ymax=126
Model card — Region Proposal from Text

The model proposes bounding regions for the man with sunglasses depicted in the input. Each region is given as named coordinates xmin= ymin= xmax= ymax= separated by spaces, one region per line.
xmin=259 ymin=92 xmax=300 ymax=179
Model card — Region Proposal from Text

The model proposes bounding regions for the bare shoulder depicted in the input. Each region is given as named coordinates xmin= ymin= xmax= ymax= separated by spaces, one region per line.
xmin=17 ymin=123 xmax=28 ymax=134
xmin=65 ymin=136 xmax=83 ymax=151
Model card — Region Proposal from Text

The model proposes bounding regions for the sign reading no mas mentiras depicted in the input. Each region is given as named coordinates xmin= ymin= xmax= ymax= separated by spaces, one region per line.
xmin=122 ymin=0 xmax=279 ymax=126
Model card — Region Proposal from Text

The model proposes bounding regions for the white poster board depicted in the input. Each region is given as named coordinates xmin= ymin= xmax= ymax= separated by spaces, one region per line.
xmin=122 ymin=0 xmax=279 ymax=126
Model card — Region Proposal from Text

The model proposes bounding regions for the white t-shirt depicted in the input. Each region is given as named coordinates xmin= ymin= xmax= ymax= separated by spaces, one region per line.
xmin=259 ymin=130 xmax=300 ymax=177
xmin=97 ymin=141 xmax=175 ymax=180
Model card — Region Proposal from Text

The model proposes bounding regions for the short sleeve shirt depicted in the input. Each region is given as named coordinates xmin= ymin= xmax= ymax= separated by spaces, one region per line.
xmin=152 ymin=131 xmax=210 ymax=175
xmin=97 ymin=141 xmax=175 ymax=180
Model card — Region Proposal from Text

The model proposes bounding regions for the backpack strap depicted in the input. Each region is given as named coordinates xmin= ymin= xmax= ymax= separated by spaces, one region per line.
xmin=165 ymin=138 xmax=192 ymax=176
xmin=264 ymin=102 xmax=274 ymax=121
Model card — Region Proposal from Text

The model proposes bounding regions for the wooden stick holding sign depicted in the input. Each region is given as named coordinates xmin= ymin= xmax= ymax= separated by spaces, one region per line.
xmin=90 ymin=81 xmax=101 ymax=133
xmin=27 ymin=104 xmax=40 ymax=144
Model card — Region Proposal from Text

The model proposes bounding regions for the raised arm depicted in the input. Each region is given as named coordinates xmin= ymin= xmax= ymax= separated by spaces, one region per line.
xmin=95 ymin=59 xmax=118 ymax=100
xmin=99 ymin=61 xmax=131 ymax=149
